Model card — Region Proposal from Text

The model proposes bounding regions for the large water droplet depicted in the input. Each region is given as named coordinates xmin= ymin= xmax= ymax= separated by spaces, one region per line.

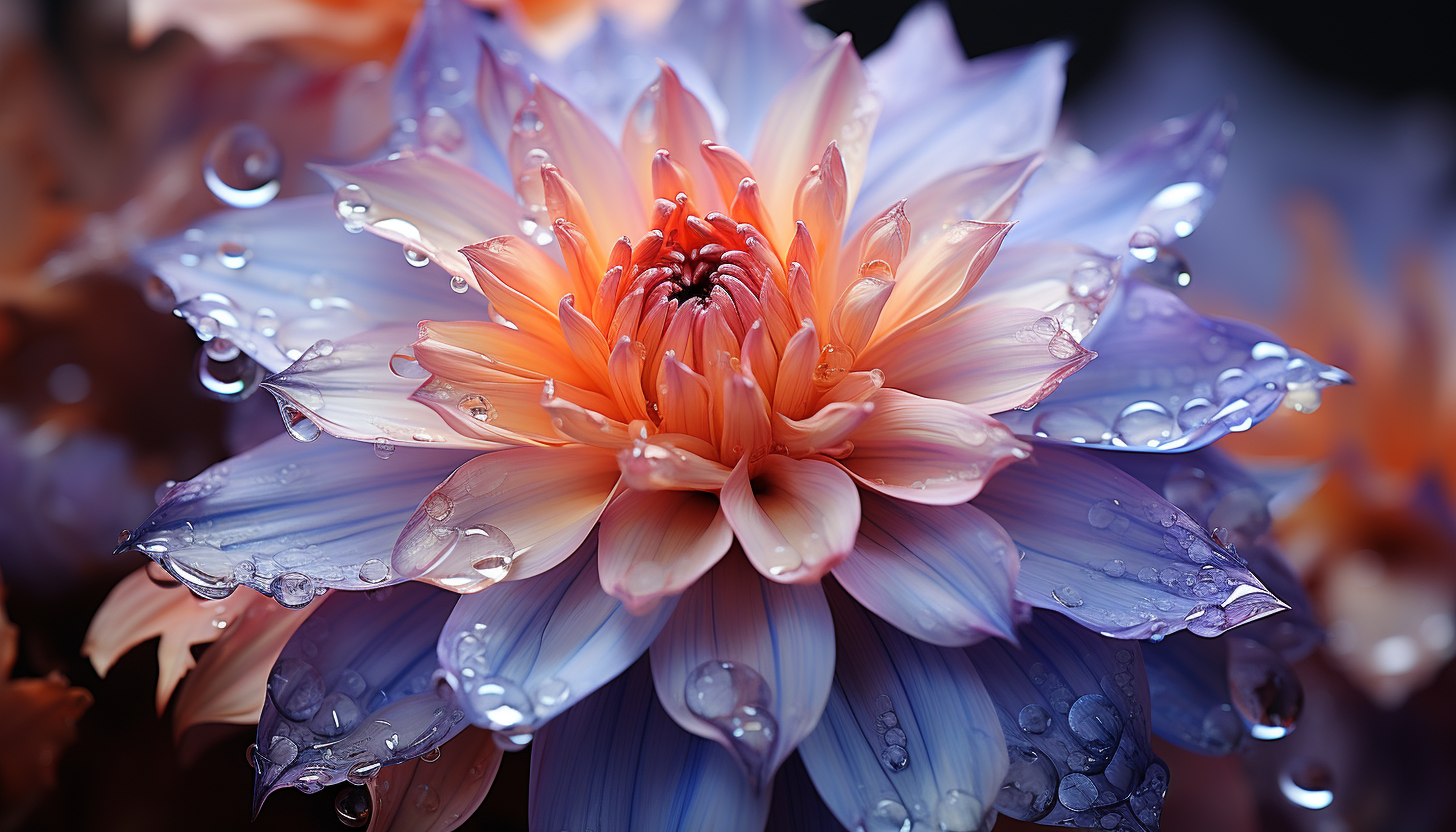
xmin=1113 ymin=401 xmax=1175 ymax=447
xmin=267 ymin=657 xmax=325 ymax=720
xmin=936 ymin=789 xmax=982 ymax=832
xmin=1058 ymin=772 xmax=1098 ymax=812
xmin=1227 ymin=638 xmax=1302 ymax=740
xmin=469 ymin=677 xmax=532 ymax=729
xmin=449 ymin=275 xmax=469 ymax=293
xmin=204 ymin=122 xmax=282 ymax=208
xmin=864 ymin=799 xmax=910 ymax=832
xmin=1068 ymin=694 xmax=1123 ymax=754
xmin=1279 ymin=759 xmax=1333 ymax=810
xmin=1052 ymin=585 xmax=1084 ymax=608
xmin=423 ymin=491 xmax=453 ymax=522
xmin=308 ymin=692 xmax=362 ymax=737
xmin=358 ymin=558 xmax=390 ymax=584
xmin=813 ymin=343 xmax=850 ymax=387
xmin=272 ymin=394 xmax=322 ymax=442
xmin=685 ymin=660 xmax=778 ymax=779
xmin=335 ymin=786 xmax=372 ymax=827
xmin=1018 ymin=703 xmax=1051 ymax=734
xmin=334 ymin=183 xmax=371 ymax=232
xmin=1184 ymin=604 xmax=1227 ymax=636
xmin=373 ymin=439 xmax=396 ymax=460
xmin=996 ymin=746 xmax=1057 ymax=821
xmin=458 ymin=394 xmax=497 ymax=423
xmin=462 ymin=524 xmax=516 ymax=582
xmin=216 ymin=241 xmax=251 ymax=269
xmin=513 ymin=109 xmax=543 ymax=136
xmin=270 ymin=572 xmax=318 ymax=608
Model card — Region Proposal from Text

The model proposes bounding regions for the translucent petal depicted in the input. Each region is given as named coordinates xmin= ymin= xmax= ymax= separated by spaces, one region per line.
xmin=650 ymin=553 xmax=834 ymax=789
xmin=598 ymin=489 xmax=733 ymax=613
xmin=998 ymin=280 xmax=1350 ymax=452
xmin=116 ymin=434 xmax=475 ymax=602
xmin=530 ymin=660 xmax=772 ymax=832
xmin=720 ymin=454 xmax=860 ymax=583
xmin=173 ymin=597 xmax=313 ymax=735
xmin=798 ymin=583 xmax=1007 ymax=832
xmin=973 ymin=441 xmax=1288 ymax=639
xmin=436 ymin=535 xmax=675 ymax=732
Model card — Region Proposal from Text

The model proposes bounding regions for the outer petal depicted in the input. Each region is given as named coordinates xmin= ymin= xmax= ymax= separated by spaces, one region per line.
xmin=364 ymin=727 xmax=502 ymax=832
xmin=997 ymin=280 xmax=1350 ymax=452
xmin=116 ymin=434 xmax=475 ymax=602
xmin=392 ymin=445 xmax=619 ymax=590
xmin=973 ymin=441 xmax=1287 ymax=639
xmin=598 ymin=489 xmax=733 ymax=613
xmin=172 ymin=598 xmax=313 ymax=736
xmin=839 ymin=389 xmax=1028 ymax=506
xmin=314 ymin=151 xmax=522 ymax=282
xmin=437 ymin=535 xmax=676 ymax=732
xmin=967 ymin=610 xmax=1166 ymax=828
xmin=798 ymin=583 xmax=1007 ymax=832
xmin=135 ymin=196 xmax=473 ymax=372
xmin=1013 ymin=102 xmax=1233 ymax=254
xmin=864 ymin=305 xmax=1094 ymax=414
xmin=529 ymin=660 xmax=772 ymax=832
xmin=834 ymin=491 xmax=1018 ymax=646
xmin=253 ymin=583 xmax=463 ymax=806
xmin=649 ymin=553 xmax=835 ymax=790
xmin=262 ymin=325 xmax=503 ymax=450
xmin=857 ymin=16 xmax=1066 ymax=226
xmin=720 ymin=454 xmax=860 ymax=583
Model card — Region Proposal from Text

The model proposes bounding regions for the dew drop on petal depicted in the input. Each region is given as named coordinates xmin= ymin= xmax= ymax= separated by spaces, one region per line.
xmin=1052 ymin=585 xmax=1084 ymax=608
xmin=1018 ymin=703 xmax=1050 ymax=734
xmin=358 ymin=558 xmax=389 ymax=584
xmin=1058 ymin=772 xmax=1098 ymax=812
xmin=334 ymin=183 xmax=372 ymax=232
xmin=335 ymin=786 xmax=371 ymax=827
xmin=458 ymin=394 xmax=497 ymax=423
xmin=267 ymin=657 xmax=324 ymax=720
xmin=204 ymin=122 xmax=282 ymax=208
xmin=270 ymin=571 xmax=318 ymax=609
xmin=469 ymin=678 xmax=532 ymax=729
xmin=996 ymin=746 xmax=1057 ymax=821
xmin=423 ymin=491 xmax=453 ymax=522
xmin=308 ymin=692 xmax=362 ymax=737
xmin=864 ymin=799 xmax=909 ymax=832
xmin=449 ymin=275 xmax=469 ymax=293
xmin=216 ymin=241 xmax=251 ymax=269
xmin=463 ymin=524 xmax=516 ymax=583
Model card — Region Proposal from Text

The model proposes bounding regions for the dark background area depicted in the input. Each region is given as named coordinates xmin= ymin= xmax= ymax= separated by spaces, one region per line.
xmin=7 ymin=0 xmax=1453 ymax=830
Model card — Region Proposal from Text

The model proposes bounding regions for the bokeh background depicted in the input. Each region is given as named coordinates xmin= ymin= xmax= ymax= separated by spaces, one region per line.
xmin=1 ymin=0 xmax=1452 ymax=829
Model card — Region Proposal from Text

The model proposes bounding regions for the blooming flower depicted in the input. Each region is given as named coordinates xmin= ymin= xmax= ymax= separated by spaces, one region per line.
xmin=90 ymin=1 xmax=1351 ymax=829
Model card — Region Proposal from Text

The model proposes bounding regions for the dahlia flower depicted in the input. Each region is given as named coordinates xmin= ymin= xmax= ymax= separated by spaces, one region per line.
xmin=89 ymin=1 xmax=1350 ymax=829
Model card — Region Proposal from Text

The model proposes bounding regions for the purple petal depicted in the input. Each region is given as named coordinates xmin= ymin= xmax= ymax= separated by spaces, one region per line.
xmin=997 ymin=280 xmax=1350 ymax=452
xmin=649 ymin=552 xmax=834 ymax=790
xmin=767 ymin=753 xmax=850 ymax=832
xmin=117 ymin=434 xmax=473 ymax=602
xmin=973 ymin=441 xmax=1287 ymax=638
xmin=967 ymin=610 xmax=1167 ymax=828
xmin=833 ymin=490 xmax=1018 ymax=646
xmin=1013 ymin=102 xmax=1233 ymax=255
xmin=253 ymin=583 xmax=463 ymax=808
xmin=858 ymin=19 xmax=1067 ymax=227
xmin=797 ymin=583 xmax=1006 ymax=832
xmin=529 ymin=660 xmax=771 ymax=832
xmin=437 ymin=533 xmax=676 ymax=733
xmin=134 ymin=196 xmax=477 ymax=373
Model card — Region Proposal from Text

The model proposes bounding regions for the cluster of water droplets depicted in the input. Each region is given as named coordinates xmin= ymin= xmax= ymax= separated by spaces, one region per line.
xmin=393 ymin=480 xmax=520 ymax=593
xmin=509 ymin=106 xmax=559 ymax=247
xmin=204 ymin=122 xmax=282 ymax=209
xmin=684 ymin=661 xmax=778 ymax=783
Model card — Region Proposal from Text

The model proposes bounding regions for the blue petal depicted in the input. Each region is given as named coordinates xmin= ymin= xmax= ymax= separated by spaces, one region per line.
xmin=1014 ymin=102 xmax=1233 ymax=255
xmin=529 ymin=659 xmax=771 ymax=832
xmin=437 ymin=533 xmax=676 ymax=733
xmin=768 ymin=753 xmax=850 ymax=832
xmin=135 ymin=196 xmax=478 ymax=373
xmin=797 ymin=583 xmax=1006 ymax=832
xmin=391 ymin=0 xmax=516 ymax=185
xmin=650 ymin=552 xmax=834 ymax=790
xmin=118 ymin=433 xmax=474 ymax=602
xmin=973 ymin=441 xmax=1287 ymax=638
xmin=968 ymin=610 xmax=1169 ymax=829
xmin=997 ymin=280 xmax=1351 ymax=452
xmin=252 ymin=583 xmax=463 ymax=807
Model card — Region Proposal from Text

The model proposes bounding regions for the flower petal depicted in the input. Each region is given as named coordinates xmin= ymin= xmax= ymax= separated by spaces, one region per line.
xmin=868 ymin=220 xmax=1013 ymax=345
xmin=973 ymin=441 xmax=1288 ymax=639
xmin=460 ymin=236 xmax=576 ymax=330
xmin=996 ymin=280 xmax=1350 ymax=452
xmin=253 ymin=583 xmax=463 ymax=805
xmin=530 ymin=660 xmax=772 ymax=832
xmin=650 ymin=552 xmax=835 ymax=790
xmin=262 ymin=325 xmax=502 ymax=450
xmin=172 ymin=598 xmax=313 ymax=736
xmin=622 ymin=63 xmax=721 ymax=208
xmin=115 ymin=434 xmax=475 ymax=602
xmin=839 ymin=389 xmax=1028 ymax=506
xmin=967 ymin=610 xmax=1165 ymax=827
xmin=391 ymin=445 xmax=619 ymax=590
xmin=134 ymin=196 xmax=472 ymax=372
xmin=365 ymin=726 xmax=502 ymax=832
xmin=598 ymin=489 xmax=733 ymax=614
xmin=720 ymin=454 xmax=860 ymax=583
xmin=834 ymin=490 xmax=1018 ymax=646
xmin=798 ymin=583 xmax=1007 ymax=832
xmin=313 ymin=150 xmax=522 ymax=282
xmin=963 ymin=242 xmax=1118 ymax=342
xmin=863 ymin=305 xmax=1094 ymax=414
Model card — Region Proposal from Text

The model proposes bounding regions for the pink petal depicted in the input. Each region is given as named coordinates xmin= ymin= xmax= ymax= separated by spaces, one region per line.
xmin=622 ymin=63 xmax=722 ymax=210
xmin=773 ymin=322 xmax=820 ymax=420
xmin=839 ymin=389 xmax=1028 ymax=505
xmin=598 ymin=489 xmax=734 ymax=614
xmin=616 ymin=437 xmax=731 ymax=491
xmin=367 ymin=727 xmax=502 ymax=832
xmin=862 ymin=305 xmax=1095 ymax=413
xmin=772 ymin=401 xmax=873 ymax=457
xmin=657 ymin=356 xmax=714 ymax=442
xmin=416 ymin=319 xmax=594 ymax=389
xmin=410 ymin=376 xmax=571 ymax=447
xmin=720 ymin=454 xmax=860 ymax=582
xmin=460 ymin=237 xmax=575 ymax=328
xmin=868 ymin=220 xmax=1012 ymax=344
xmin=171 ymin=598 xmax=312 ymax=736
xmin=392 ymin=445 xmax=620 ymax=590
xmin=718 ymin=372 xmax=772 ymax=468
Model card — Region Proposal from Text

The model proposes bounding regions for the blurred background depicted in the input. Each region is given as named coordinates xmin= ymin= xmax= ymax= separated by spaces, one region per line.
xmin=1 ymin=0 xmax=1452 ymax=829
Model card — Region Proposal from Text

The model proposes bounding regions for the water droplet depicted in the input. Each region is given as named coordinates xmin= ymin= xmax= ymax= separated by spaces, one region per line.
xmin=881 ymin=744 xmax=909 ymax=771
xmin=1103 ymin=559 xmax=1126 ymax=577
xmin=458 ymin=394 xmax=497 ymax=423
xmin=204 ymin=122 xmax=282 ymax=208
xmin=449 ymin=275 xmax=469 ymax=293
xmin=468 ymin=678 xmax=532 ymax=729
xmin=1184 ymin=604 xmax=1227 ymax=636
xmin=358 ymin=558 xmax=390 ymax=584
xmin=513 ymin=109 xmax=543 ymax=136
xmin=267 ymin=657 xmax=324 ymax=720
xmin=1052 ymin=585 xmax=1084 ymax=608
xmin=216 ymin=241 xmax=251 ymax=269
xmin=1070 ymin=261 xmax=1113 ymax=300
xmin=1087 ymin=500 xmax=1118 ymax=529
xmin=404 ymin=245 xmax=431 ymax=268
xmin=1113 ymin=401 xmax=1174 ymax=447
xmin=334 ymin=183 xmax=372 ymax=232
xmin=1279 ymin=759 xmax=1333 ymax=810
xmin=865 ymin=799 xmax=910 ymax=832
xmin=373 ymin=439 xmax=396 ymax=460
xmin=1068 ymin=694 xmax=1123 ymax=754
xmin=268 ymin=735 xmax=299 ymax=768
xmin=308 ymin=692 xmax=362 ymax=737
xmin=1058 ymin=772 xmax=1098 ymax=812
xmin=272 ymin=395 xmax=321 ymax=442
xmin=532 ymin=677 xmax=571 ymax=711
xmin=462 ymin=524 xmax=516 ymax=582
xmin=813 ymin=343 xmax=850 ymax=386
xmin=346 ymin=760 xmax=382 ymax=783
xmin=685 ymin=661 xmax=778 ymax=777
xmin=270 ymin=571 xmax=318 ymax=609
xmin=1227 ymin=638 xmax=1301 ymax=739
xmin=996 ymin=746 xmax=1057 ymax=821
xmin=421 ymin=746 xmax=443 ymax=763
xmin=1018 ymin=703 xmax=1050 ymax=733
xmin=423 ymin=492 xmax=453 ymax=522
xmin=335 ymin=786 xmax=372 ymax=827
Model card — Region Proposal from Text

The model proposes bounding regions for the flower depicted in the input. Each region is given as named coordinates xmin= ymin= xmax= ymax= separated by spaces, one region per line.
xmin=90 ymin=1 xmax=1351 ymax=829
